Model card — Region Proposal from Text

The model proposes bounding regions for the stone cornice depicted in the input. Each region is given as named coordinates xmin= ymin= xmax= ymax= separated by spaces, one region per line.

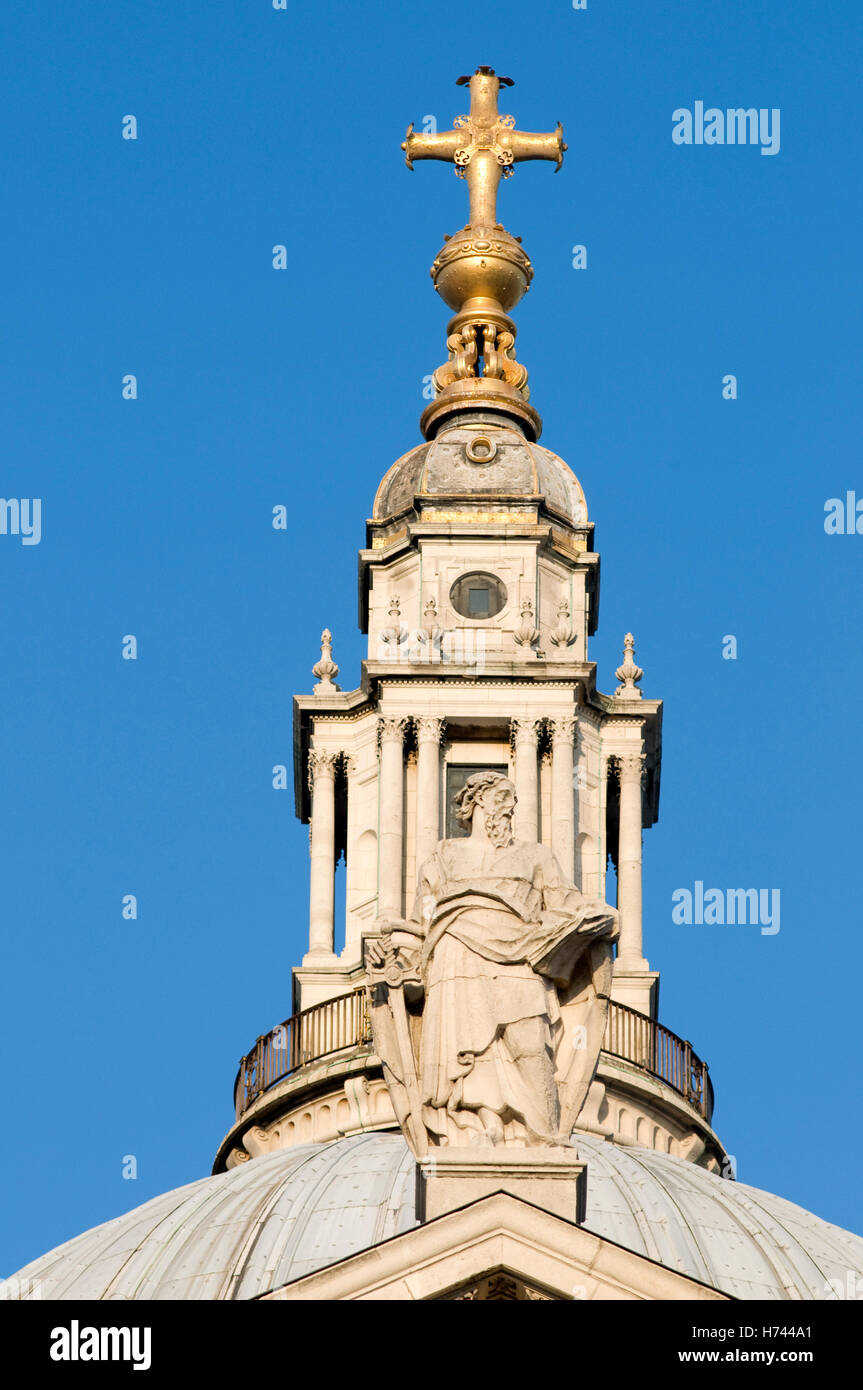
xmin=363 ymin=660 xmax=593 ymax=684
xmin=213 ymin=1044 xmax=727 ymax=1181
xmin=293 ymin=687 xmax=370 ymax=716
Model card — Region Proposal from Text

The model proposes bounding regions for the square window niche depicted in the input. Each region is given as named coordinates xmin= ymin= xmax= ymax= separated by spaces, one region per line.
xmin=445 ymin=764 xmax=508 ymax=838
xmin=468 ymin=587 xmax=490 ymax=617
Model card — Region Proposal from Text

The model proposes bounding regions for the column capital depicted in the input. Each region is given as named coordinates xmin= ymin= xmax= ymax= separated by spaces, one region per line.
xmin=378 ymin=715 xmax=409 ymax=747
xmin=415 ymin=715 xmax=446 ymax=745
xmin=510 ymin=716 xmax=542 ymax=747
xmin=548 ymin=715 xmax=577 ymax=745
xmin=307 ymin=749 xmax=339 ymax=790
xmin=613 ymin=750 xmax=645 ymax=781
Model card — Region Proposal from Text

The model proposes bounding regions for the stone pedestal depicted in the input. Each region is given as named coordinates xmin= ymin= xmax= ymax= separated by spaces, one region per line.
xmin=610 ymin=967 xmax=660 ymax=1021
xmin=416 ymin=1148 xmax=587 ymax=1226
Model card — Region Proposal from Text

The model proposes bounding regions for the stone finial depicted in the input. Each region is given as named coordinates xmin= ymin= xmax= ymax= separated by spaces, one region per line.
xmin=380 ymin=594 xmax=408 ymax=647
xmin=312 ymin=628 xmax=340 ymax=694
xmin=514 ymin=598 xmax=540 ymax=649
xmin=417 ymin=596 xmax=442 ymax=649
xmin=613 ymin=632 xmax=643 ymax=699
xmin=549 ymin=599 xmax=575 ymax=648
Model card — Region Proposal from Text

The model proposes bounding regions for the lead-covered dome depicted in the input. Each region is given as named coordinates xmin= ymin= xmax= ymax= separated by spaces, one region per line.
xmin=372 ymin=420 xmax=588 ymax=530
xmin=9 ymin=1133 xmax=863 ymax=1301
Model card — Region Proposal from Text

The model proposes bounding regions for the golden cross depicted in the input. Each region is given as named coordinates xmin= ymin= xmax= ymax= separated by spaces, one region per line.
xmin=402 ymin=66 xmax=566 ymax=227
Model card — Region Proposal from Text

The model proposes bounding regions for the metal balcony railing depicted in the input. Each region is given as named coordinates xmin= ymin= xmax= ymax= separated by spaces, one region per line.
xmin=234 ymin=989 xmax=713 ymax=1123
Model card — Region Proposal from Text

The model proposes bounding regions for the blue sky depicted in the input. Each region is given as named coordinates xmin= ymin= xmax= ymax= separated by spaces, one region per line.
xmin=2 ymin=0 xmax=862 ymax=1275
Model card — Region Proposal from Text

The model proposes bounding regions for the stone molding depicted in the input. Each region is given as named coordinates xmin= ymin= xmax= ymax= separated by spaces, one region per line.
xmin=215 ymin=1046 xmax=727 ymax=1175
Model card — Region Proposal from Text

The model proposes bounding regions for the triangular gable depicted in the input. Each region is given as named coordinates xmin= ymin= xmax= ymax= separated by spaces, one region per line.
xmin=259 ymin=1192 xmax=728 ymax=1301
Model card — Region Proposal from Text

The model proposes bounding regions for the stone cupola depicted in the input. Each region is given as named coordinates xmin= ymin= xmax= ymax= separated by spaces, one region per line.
xmin=220 ymin=68 xmax=713 ymax=1182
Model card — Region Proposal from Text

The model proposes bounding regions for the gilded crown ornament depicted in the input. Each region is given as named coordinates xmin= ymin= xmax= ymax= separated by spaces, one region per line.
xmin=403 ymin=67 xmax=566 ymax=441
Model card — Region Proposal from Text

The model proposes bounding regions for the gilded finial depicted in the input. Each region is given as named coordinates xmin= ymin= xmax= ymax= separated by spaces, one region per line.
xmin=403 ymin=68 xmax=566 ymax=442
xmin=402 ymin=66 xmax=565 ymax=228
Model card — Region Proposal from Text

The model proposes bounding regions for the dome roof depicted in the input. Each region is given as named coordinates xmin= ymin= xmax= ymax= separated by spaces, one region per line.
xmin=10 ymin=1133 xmax=863 ymax=1301
xmin=373 ymin=422 xmax=588 ymax=529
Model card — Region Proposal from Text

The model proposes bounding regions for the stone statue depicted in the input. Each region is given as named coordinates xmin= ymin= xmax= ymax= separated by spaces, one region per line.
xmin=366 ymin=771 xmax=619 ymax=1156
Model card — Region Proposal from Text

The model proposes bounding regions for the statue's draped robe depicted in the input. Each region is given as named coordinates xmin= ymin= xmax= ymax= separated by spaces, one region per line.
xmin=392 ymin=839 xmax=618 ymax=1146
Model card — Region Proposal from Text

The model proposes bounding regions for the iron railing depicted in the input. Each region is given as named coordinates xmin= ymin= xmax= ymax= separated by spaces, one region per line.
xmin=235 ymin=989 xmax=712 ymax=1122
xmin=234 ymin=989 xmax=371 ymax=1118
xmin=604 ymin=998 xmax=713 ymax=1119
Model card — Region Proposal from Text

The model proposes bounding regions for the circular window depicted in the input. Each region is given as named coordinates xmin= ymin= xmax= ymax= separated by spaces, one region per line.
xmin=450 ymin=572 xmax=507 ymax=620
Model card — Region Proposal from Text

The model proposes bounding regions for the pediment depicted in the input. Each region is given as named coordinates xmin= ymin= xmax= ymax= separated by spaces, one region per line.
xmin=435 ymin=1270 xmax=558 ymax=1301
xmin=260 ymin=1192 xmax=727 ymax=1302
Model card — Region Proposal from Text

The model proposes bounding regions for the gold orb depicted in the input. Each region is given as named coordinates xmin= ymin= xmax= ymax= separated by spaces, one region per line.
xmin=430 ymin=227 xmax=533 ymax=314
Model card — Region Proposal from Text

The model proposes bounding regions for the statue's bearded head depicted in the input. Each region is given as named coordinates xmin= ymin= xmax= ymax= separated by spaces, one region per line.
xmin=454 ymin=771 xmax=517 ymax=848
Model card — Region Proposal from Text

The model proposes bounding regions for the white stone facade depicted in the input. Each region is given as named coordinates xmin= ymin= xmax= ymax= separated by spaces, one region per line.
xmin=293 ymin=414 xmax=661 ymax=1020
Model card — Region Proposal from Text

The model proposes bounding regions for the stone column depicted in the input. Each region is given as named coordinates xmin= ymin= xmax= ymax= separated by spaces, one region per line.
xmin=616 ymin=752 xmax=647 ymax=968
xmin=549 ymin=716 xmax=577 ymax=880
xmin=378 ymin=717 xmax=408 ymax=919
xmin=415 ymin=717 xmax=445 ymax=869
xmin=597 ymin=749 xmax=611 ymax=901
xmin=307 ymin=750 xmax=338 ymax=958
xmin=511 ymin=718 xmax=540 ymax=843
xmin=342 ymin=755 xmax=361 ymax=963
